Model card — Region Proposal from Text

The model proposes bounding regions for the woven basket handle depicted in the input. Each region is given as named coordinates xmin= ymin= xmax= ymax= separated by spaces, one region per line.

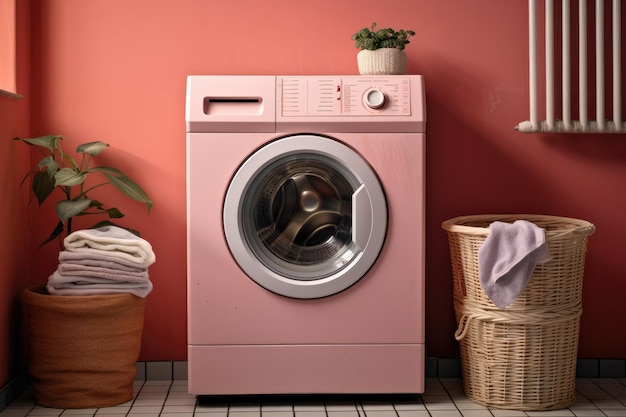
xmin=454 ymin=314 xmax=472 ymax=341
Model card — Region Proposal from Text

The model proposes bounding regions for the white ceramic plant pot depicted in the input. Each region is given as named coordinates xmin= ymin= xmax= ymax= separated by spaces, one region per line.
xmin=357 ymin=48 xmax=407 ymax=75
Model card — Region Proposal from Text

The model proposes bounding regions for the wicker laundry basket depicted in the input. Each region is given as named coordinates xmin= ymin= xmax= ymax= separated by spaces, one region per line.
xmin=23 ymin=285 xmax=146 ymax=408
xmin=441 ymin=214 xmax=595 ymax=410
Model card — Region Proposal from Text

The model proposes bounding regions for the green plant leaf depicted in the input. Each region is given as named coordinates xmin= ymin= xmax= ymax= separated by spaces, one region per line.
xmin=92 ymin=167 xmax=152 ymax=212
xmin=14 ymin=135 xmax=153 ymax=248
xmin=61 ymin=153 xmax=79 ymax=171
xmin=38 ymin=221 xmax=65 ymax=249
xmin=32 ymin=171 xmax=56 ymax=205
xmin=88 ymin=200 xmax=104 ymax=210
xmin=91 ymin=220 xmax=140 ymax=236
xmin=104 ymin=207 xmax=125 ymax=218
xmin=15 ymin=135 xmax=62 ymax=153
xmin=77 ymin=141 xmax=109 ymax=156
xmin=54 ymin=167 xmax=87 ymax=186
xmin=105 ymin=174 xmax=153 ymax=212
xmin=36 ymin=156 xmax=59 ymax=177
xmin=352 ymin=22 xmax=414 ymax=51
xmin=57 ymin=199 xmax=93 ymax=223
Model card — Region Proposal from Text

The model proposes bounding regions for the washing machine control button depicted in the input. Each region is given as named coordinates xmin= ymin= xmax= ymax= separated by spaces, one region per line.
xmin=364 ymin=89 xmax=386 ymax=109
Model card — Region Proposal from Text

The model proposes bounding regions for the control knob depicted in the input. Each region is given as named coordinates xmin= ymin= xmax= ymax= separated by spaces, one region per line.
xmin=364 ymin=89 xmax=386 ymax=109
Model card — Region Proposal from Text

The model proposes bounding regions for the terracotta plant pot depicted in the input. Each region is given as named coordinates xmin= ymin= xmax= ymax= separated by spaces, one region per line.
xmin=22 ymin=285 xmax=146 ymax=409
xmin=357 ymin=48 xmax=407 ymax=75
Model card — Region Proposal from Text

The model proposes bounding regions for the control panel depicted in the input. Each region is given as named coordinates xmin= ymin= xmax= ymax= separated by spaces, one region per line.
xmin=279 ymin=77 xmax=412 ymax=116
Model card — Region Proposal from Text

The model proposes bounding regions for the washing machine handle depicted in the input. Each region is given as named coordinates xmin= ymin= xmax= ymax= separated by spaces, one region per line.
xmin=352 ymin=184 xmax=373 ymax=250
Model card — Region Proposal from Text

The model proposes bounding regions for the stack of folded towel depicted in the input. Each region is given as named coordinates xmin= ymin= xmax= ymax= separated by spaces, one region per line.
xmin=47 ymin=225 xmax=156 ymax=298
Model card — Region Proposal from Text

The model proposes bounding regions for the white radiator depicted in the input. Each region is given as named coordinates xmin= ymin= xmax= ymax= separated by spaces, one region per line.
xmin=516 ymin=0 xmax=625 ymax=133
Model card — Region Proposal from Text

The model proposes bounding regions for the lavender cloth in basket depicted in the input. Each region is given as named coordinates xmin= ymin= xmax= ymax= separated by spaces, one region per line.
xmin=478 ymin=220 xmax=551 ymax=308
xmin=63 ymin=225 xmax=156 ymax=268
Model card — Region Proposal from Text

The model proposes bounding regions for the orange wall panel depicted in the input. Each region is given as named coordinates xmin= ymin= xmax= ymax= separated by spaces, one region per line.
xmin=0 ymin=0 xmax=30 ymax=388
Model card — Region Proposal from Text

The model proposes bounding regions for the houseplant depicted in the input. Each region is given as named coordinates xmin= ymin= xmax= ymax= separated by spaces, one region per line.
xmin=16 ymin=134 xmax=153 ymax=408
xmin=351 ymin=22 xmax=415 ymax=75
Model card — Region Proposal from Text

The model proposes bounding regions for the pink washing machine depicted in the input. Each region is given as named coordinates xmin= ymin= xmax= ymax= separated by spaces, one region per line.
xmin=186 ymin=75 xmax=426 ymax=395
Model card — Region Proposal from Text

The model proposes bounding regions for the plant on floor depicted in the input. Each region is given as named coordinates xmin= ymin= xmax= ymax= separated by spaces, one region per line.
xmin=14 ymin=135 xmax=152 ymax=248
xmin=351 ymin=22 xmax=415 ymax=51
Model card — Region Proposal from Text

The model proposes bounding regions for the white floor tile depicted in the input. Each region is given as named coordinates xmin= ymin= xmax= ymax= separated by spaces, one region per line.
xmin=3 ymin=377 xmax=626 ymax=417
xmin=161 ymin=404 xmax=196 ymax=413
xmin=457 ymin=410 xmax=493 ymax=417
xmin=194 ymin=403 xmax=229 ymax=413
xmin=453 ymin=399 xmax=489 ymax=410
xmin=164 ymin=397 xmax=197 ymax=406
xmin=165 ymin=391 xmax=195 ymax=400
xmin=325 ymin=402 xmax=358 ymax=411
xmin=94 ymin=406 xmax=131 ymax=415
xmin=360 ymin=410 xmax=396 ymax=417
xmin=328 ymin=411 xmax=361 ymax=417
xmin=293 ymin=403 xmax=325 ymax=412
xmin=262 ymin=403 xmax=294 ymax=412
xmin=262 ymin=412 xmax=294 ymax=417
xmin=360 ymin=402 xmax=395 ymax=411
xmin=168 ymin=384 xmax=189 ymax=392
xmin=132 ymin=398 xmax=166 ymax=406
xmin=525 ymin=410 xmax=575 ymax=417
xmin=570 ymin=409 xmax=606 ymax=417
xmin=97 ymin=414 xmax=135 ymax=417
xmin=603 ymin=411 xmax=626 ymax=417
xmin=0 ymin=412 xmax=28 ymax=417
xmin=428 ymin=410 xmax=463 ymax=417
xmin=24 ymin=407 xmax=64 ymax=416
xmin=61 ymin=415 xmax=97 ymax=417
xmin=294 ymin=411 xmax=326 ymax=417
xmin=226 ymin=411 xmax=260 ymax=417
xmin=159 ymin=414 xmax=193 ymax=417
xmin=592 ymin=399 xmax=626 ymax=409
xmin=489 ymin=410 xmax=527 ymax=417
xmin=61 ymin=409 xmax=99 ymax=415
xmin=395 ymin=411 xmax=430 ymax=417
xmin=423 ymin=395 xmax=458 ymax=411
xmin=126 ymin=405 xmax=164 ymax=414
xmin=193 ymin=406 xmax=228 ymax=416
xmin=229 ymin=403 xmax=261 ymax=411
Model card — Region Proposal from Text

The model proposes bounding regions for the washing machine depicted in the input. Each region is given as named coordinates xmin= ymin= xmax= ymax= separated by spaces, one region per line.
xmin=186 ymin=75 xmax=425 ymax=395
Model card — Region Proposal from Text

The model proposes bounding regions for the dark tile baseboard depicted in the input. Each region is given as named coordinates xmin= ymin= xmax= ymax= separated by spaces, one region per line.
xmin=0 ymin=369 xmax=29 ymax=413
xmin=2 ymin=358 xmax=625 ymax=414
xmin=427 ymin=357 xmax=626 ymax=378
xmin=138 ymin=358 xmax=626 ymax=380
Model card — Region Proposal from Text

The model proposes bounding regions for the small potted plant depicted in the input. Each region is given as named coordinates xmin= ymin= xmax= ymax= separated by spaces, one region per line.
xmin=15 ymin=134 xmax=153 ymax=408
xmin=351 ymin=22 xmax=415 ymax=75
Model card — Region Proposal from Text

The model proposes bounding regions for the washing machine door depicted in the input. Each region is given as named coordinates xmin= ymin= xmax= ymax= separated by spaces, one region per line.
xmin=223 ymin=135 xmax=387 ymax=299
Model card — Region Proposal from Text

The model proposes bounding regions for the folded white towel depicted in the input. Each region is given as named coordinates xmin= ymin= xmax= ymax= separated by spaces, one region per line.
xmin=478 ymin=220 xmax=551 ymax=308
xmin=63 ymin=225 xmax=156 ymax=268
xmin=57 ymin=263 xmax=149 ymax=283
xmin=47 ymin=271 xmax=153 ymax=298
xmin=58 ymin=250 xmax=146 ymax=272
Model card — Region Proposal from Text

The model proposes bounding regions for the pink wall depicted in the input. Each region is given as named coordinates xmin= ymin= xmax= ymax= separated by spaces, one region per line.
xmin=7 ymin=0 xmax=622 ymax=374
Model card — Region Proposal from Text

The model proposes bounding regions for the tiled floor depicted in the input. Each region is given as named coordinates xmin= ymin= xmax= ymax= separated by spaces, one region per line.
xmin=1 ymin=378 xmax=625 ymax=417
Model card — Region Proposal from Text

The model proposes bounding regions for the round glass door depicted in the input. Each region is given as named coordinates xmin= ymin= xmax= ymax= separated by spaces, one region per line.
xmin=223 ymin=135 xmax=387 ymax=299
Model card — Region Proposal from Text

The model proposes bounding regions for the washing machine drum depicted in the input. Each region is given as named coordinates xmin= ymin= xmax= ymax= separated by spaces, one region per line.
xmin=223 ymin=135 xmax=388 ymax=299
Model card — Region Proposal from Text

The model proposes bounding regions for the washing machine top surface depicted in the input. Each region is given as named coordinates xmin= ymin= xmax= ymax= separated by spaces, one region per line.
xmin=185 ymin=75 xmax=426 ymax=133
